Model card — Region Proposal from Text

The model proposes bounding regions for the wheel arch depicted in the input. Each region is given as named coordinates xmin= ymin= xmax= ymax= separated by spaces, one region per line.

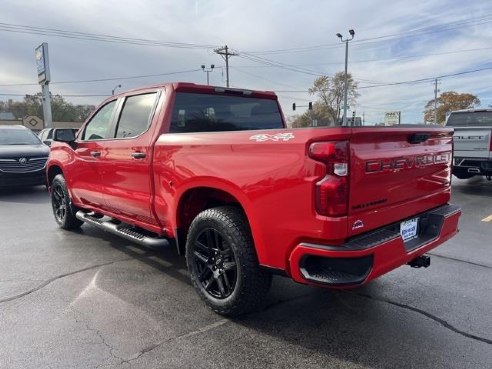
xmin=174 ymin=186 xmax=256 ymax=256
xmin=47 ymin=165 xmax=64 ymax=188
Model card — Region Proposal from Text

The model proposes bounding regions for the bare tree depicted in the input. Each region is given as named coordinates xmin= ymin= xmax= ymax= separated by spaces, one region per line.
xmin=290 ymin=72 xmax=360 ymax=127
xmin=308 ymin=72 xmax=359 ymax=123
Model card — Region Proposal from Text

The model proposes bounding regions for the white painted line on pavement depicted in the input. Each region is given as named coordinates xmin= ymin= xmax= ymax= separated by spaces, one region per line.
xmin=481 ymin=215 xmax=492 ymax=222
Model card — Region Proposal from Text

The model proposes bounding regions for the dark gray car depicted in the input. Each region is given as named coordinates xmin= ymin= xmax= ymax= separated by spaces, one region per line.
xmin=0 ymin=125 xmax=49 ymax=187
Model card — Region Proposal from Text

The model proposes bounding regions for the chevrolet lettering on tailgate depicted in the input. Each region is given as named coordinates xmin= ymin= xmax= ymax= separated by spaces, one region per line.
xmin=365 ymin=152 xmax=451 ymax=173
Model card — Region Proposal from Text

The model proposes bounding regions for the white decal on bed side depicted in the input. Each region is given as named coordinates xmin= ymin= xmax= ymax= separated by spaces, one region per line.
xmin=249 ymin=132 xmax=295 ymax=142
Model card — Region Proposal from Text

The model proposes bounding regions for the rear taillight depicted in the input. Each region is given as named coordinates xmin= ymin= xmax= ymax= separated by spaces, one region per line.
xmin=309 ymin=141 xmax=349 ymax=217
xmin=489 ymin=133 xmax=492 ymax=151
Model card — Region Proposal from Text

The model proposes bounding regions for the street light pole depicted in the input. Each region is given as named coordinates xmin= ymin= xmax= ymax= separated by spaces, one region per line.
xmin=336 ymin=29 xmax=355 ymax=126
xmin=201 ymin=64 xmax=214 ymax=85
xmin=112 ymin=84 xmax=122 ymax=95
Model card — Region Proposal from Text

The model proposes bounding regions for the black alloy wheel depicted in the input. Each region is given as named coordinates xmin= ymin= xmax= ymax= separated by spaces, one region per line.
xmin=185 ymin=206 xmax=272 ymax=316
xmin=191 ymin=228 xmax=238 ymax=299
xmin=52 ymin=182 xmax=68 ymax=223
xmin=50 ymin=174 xmax=83 ymax=230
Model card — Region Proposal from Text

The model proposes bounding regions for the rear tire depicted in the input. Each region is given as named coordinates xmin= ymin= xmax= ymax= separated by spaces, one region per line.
xmin=51 ymin=174 xmax=83 ymax=230
xmin=186 ymin=206 xmax=272 ymax=317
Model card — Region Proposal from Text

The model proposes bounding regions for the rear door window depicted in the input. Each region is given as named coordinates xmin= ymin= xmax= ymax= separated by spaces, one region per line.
xmin=115 ymin=93 xmax=158 ymax=138
xmin=170 ymin=92 xmax=283 ymax=133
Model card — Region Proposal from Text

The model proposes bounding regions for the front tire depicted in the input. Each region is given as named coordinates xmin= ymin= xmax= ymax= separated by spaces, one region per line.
xmin=186 ymin=206 xmax=272 ymax=316
xmin=51 ymin=174 xmax=83 ymax=230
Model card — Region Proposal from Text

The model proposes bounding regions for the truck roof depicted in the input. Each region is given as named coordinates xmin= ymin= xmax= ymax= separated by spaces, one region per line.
xmin=449 ymin=108 xmax=492 ymax=114
xmin=116 ymin=82 xmax=277 ymax=100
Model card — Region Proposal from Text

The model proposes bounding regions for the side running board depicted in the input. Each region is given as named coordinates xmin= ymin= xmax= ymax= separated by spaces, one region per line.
xmin=75 ymin=211 xmax=170 ymax=248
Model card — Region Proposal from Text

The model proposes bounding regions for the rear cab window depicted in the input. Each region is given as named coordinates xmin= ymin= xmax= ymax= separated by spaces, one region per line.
xmin=446 ymin=111 xmax=492 ymax=127
xmin=170 ymin=92 xmax=284 ymax=133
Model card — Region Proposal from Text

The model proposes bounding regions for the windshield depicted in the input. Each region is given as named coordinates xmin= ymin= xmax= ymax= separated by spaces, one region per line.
xmin=446 ymin=111 xmax=492 ymax=127
xmin=0 ymin=129 xmax=42 ymax=145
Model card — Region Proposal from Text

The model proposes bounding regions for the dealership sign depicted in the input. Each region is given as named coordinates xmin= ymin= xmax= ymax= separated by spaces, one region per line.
xmin=35 ymin=43 xmax=51 ymax=85
xmin=384 ymin=111 xmax=401 ymax=125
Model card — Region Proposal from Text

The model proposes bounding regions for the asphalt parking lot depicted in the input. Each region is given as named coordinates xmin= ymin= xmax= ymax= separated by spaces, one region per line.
xmin=0 ymin=177 xmax=491 ymax=369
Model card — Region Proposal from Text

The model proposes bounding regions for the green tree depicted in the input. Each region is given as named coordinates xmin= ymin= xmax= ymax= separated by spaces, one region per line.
xmin=0 ymin=94 xmax=95 ymax=122
xmin=424 ymin=91 xmax=480 ymax=125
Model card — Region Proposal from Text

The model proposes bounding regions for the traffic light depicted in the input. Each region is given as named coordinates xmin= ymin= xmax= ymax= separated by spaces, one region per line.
xmin=292 ymin=103 xmax=296 ymax=111
xmin=308 ymin=102 xmax=312 ymax=110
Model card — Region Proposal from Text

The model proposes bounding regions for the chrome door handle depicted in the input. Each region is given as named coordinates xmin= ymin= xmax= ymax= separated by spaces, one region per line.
xmin=131 ymin=152 xmax=146 ymax=159
xmin=90 ymin=151 xmax=101 ymax=158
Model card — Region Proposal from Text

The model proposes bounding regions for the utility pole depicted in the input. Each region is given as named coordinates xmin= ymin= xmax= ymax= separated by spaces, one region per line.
xmin=433 ymin=78 xmax=440 ymax=125
xmin=214 ymin=45 xmax=238 ymax=87
xmin=336 ymin=30 xmax=355 ymax=126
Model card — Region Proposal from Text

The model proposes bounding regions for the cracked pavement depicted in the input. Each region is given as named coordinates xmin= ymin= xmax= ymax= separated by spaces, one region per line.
xmin=0 ymin=178 xmax=491 ymax=369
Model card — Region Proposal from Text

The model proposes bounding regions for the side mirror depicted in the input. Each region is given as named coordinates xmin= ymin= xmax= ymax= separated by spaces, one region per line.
xmin=53 ymin=128 xmax=76 ymax=143
xmin=43 ymin=140 xmax=52 ymax=147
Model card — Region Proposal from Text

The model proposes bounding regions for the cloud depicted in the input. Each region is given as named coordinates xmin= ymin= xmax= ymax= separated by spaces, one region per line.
xmin=1 ymin=0 xmax=491 ymax=123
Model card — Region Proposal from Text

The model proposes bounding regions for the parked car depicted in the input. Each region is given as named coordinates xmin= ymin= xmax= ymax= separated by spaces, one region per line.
xmin=445 ymin=109 xmax=492 ymax=180
xmin=38 ymin=127 xmax=79 ymax=147
xmin=0 ymin=125 xmax=50 ymax=187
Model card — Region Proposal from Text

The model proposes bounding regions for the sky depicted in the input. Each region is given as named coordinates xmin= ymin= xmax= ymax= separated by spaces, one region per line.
xmin=1 ymin=0 xmax=492 ymax=124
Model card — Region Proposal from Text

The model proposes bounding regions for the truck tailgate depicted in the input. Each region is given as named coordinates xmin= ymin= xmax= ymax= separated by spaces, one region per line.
xmin=453 ymin=127 xmax=492 ymax=159
xmin=347 ymin=127 xmax=453 ymax=237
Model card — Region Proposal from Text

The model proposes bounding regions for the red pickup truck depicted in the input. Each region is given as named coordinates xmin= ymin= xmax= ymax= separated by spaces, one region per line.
xmin=47 ymin=82 xmax=461 ymax=316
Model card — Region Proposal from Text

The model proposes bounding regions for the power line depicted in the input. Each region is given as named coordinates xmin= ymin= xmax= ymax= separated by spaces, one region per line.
xmin=238 ymin=53 xmax=324 ymax=76
xmin=220 ymin=45 xmax=492 ymax=88
xmin=0 ymin=68 xmax=202 ymax=87
xmin=358 ymin=65 xmax=492 ymax=89
xmin=4 ymin=13 xmax=488 ymax=56
xmin=5 ymin=41 xmax=489 ymax=89
xmin=241 ymin=13 xmax=492 ymax=55
xmin=0 ymin=93 xmax=109 ymax=97
xmin=257 ymin=46 xmax=492 ymax=67
xmin=352 ymin=16 xmax=492 ymax=46
xmin=0 ymin=22 xmax=218 ymax=49
xmin=231 ymin=66 xmax=301 ymax=90
xmin=238 ymin=48 xmax=492 ymax=87
xmin=270 ymin=64 xmax=492 ymax=93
